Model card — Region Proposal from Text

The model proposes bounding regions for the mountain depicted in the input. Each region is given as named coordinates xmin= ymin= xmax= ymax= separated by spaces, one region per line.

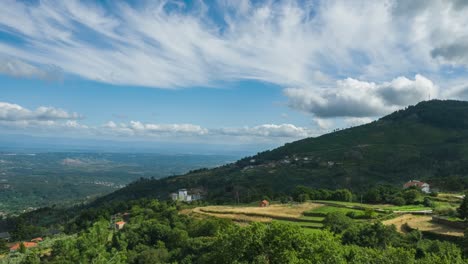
xmin=95 ymin=100 xmax=468 ymax=204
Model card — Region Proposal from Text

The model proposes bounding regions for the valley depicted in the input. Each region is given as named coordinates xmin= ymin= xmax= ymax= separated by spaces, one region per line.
xmin=0 ymin=152 xmax=237 ymax=214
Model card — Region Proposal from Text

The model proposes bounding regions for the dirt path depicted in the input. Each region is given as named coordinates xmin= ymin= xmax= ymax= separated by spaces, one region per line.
xmin=383 ymin=214 xmax=464 ymax=237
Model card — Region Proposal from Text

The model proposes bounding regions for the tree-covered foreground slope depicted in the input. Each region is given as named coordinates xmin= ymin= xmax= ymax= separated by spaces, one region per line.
xmin=3 ymin=199 xmax=466 ymax=264
xmin=98 ymin=100 xmax=468 ymax=204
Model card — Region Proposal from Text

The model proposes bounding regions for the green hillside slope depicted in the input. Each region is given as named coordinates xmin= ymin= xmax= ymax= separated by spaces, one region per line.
xmin=97 ymin=100 xmax=468 ymax=204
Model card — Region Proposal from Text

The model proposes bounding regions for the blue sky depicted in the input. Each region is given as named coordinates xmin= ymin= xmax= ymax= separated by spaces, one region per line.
xmin=1 ymin=0 xmax=468 ymax=151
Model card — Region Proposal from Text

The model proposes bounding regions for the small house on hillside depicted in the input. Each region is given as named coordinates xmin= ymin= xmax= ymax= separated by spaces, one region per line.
xmin=259 ymin=200 xmax=270 ymax=207
xmin=9 ymin=242 xmax=37 ymax=252
xmin=31 ymin=237 xmax=43 ymax=242
xmin=403 ymin=180 xmax=430 ymax=193
xmin=115 ymin=221 xmax=126 ymax=230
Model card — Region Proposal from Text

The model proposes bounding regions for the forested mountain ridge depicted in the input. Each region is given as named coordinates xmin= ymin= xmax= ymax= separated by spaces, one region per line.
xmin=96 ymin=100 xmax=468 ymax=204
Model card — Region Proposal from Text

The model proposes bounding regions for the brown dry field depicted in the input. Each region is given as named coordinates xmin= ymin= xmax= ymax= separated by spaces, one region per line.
xmin=383 ymin=214 xmax=464 ymax=237
xmin=196 ymin=202 xmax=323 ymax=218
xmin=190 ymin=207 xmax=272 ymax=222
xmin=182 ymin=202 xmax=323 ymax=223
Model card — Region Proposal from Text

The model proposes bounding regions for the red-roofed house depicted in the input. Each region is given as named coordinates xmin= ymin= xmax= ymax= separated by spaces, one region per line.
xmin=9 ymin=242 xmax=38 ymax=252
xmin=259 ymin=200 xmax=270 ymax=207
xmin=403 ymin=180 xmax=430 ymax=193
xmin=115 ymin=221 xmax=126 ymax=230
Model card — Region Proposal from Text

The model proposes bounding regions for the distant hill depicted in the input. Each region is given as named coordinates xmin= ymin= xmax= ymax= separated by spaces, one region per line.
xmin=96 ymin=100 xmax=468 ymax=204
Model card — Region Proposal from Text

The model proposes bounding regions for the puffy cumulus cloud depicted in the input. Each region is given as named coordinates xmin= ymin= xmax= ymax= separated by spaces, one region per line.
xmin=285 ymin=75 xmax=437 ymax=118
xmin=102 ymin=121 xmax=209 ymax=137
xmin=312 ymin=118 xmax=334 ymax=130
xmin=217 ymin=124 xmax=312 ymax=138
xmin=1 ymin=115 xmax=315 ymax=142
xmin=390 ymin=0 xmax=468 ymax=67
xmin=0 ymin=102 xmax=81 ymax=121
xmin=0 ymin=101 xmax=317 ymax=143
xmin=431 ymin=42 xmax=468 ymax=66
xmin=0 ymin=102 xmax=87 ymax=136
xmin=102 ymin=122 xmax=312 ymax=139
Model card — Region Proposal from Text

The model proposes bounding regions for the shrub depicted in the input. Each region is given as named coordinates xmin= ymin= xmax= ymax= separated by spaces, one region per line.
xmin=392 ymin=197 xmax=406 ymax=206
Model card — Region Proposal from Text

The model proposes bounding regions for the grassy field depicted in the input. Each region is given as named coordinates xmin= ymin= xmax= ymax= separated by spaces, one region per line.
xmin=273 ymin=219 xmax=324 ymax=228
xmin=300 ymin=216 xmax=325 ymax=222
xmin=305 ymin=205 xmax=364 ymax=216
xmin=385 ymin=205 xmax=432 ymax=211
xmin=312 ymin=200 xmax=392 ymax=209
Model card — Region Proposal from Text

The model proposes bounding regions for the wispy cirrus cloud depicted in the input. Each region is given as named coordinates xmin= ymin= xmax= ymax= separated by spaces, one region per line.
xmin=1 ymin=0 xmax=468 ymax=121
xmin=0 ymin=57 xmax=61 ymax=80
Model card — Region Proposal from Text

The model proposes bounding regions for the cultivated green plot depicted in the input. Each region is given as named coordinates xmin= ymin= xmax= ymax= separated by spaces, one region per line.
xmin=273 ymin=219 xmax=324 ymax=228
xmin=305 ymin=206 xmax=363 ymax=216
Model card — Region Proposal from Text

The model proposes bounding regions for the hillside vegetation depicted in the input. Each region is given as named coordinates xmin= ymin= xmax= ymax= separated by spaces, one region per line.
xmin=98 ymin=100 xmax=468 ymax=204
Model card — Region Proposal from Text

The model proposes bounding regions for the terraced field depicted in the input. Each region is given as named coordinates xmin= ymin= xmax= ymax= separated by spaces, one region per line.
xmin=188 ymin=203 xmax=326 ymax=229
xmin=383 ymin=214 xmax=464 ymax=237
xmin=304 ymin=205 xmax=364 ymax=216
xmin=186 ymin=200 xmax=463 ymax=238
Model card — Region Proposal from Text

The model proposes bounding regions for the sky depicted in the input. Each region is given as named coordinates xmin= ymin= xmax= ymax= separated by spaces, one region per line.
xmin=1 ymin=0 xmax=468 ymax=152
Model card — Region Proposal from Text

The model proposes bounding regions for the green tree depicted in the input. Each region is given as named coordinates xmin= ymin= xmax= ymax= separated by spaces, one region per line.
xmin=458 ymin=194 xmax=468 ymax=220
xmin=297 ymin=193 xmax=309 ymax=203
xmin=333 ymin=189 xmax=353 ymax=202
xmin=19 ymin=242 xmax=26 ymax=254
xmin=0 ymin=238 xmax=8 ymax=254
xmin=391 ymin=196 xmax=406 ymax=206
xmin=20 ymin=253 xmax=40 ymax=264
xmin=323 ymin=212 xmax=353 ymax=233
xmin=364 ymin=188 xmax=382 ymax=203
xmin=403 ymin=189 xmax=420 ymax=204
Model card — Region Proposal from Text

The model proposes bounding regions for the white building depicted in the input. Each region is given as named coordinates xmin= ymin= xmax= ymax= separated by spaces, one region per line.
xmin=171 ymin=188 xmax=202 ymax=202
xmin=403 ymin=180 xmax=430 ymax=193
xmin=178 ymin=189 xmax=188 ymax=200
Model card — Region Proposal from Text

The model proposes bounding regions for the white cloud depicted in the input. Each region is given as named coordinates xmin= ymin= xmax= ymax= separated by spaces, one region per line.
xmin=284 ymin=74 xmax=437 ymax=118
xmin=0 ymin=0 xmax=465 ymax=89
xmin=217 ymin=124 xmax=312 ymax=138
xmin=0 ymin=102 xmax=81 ymax=121
xmin=344 ymin=117 xmax=375 ymax=127
xmin=313 ymin=118 xmax=334 ymax=130
xmin=0 ymin=57 xmax=61 ymax=80
xmin=0 ymin=103 xmax=315 ymax=141
xmin=2 ymin=1 xmax=468 ymax=143
xmin=101 ymin=121 xmax=312 ymax=139
xmin=102 ymin=121 xmax=209 ymax=137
